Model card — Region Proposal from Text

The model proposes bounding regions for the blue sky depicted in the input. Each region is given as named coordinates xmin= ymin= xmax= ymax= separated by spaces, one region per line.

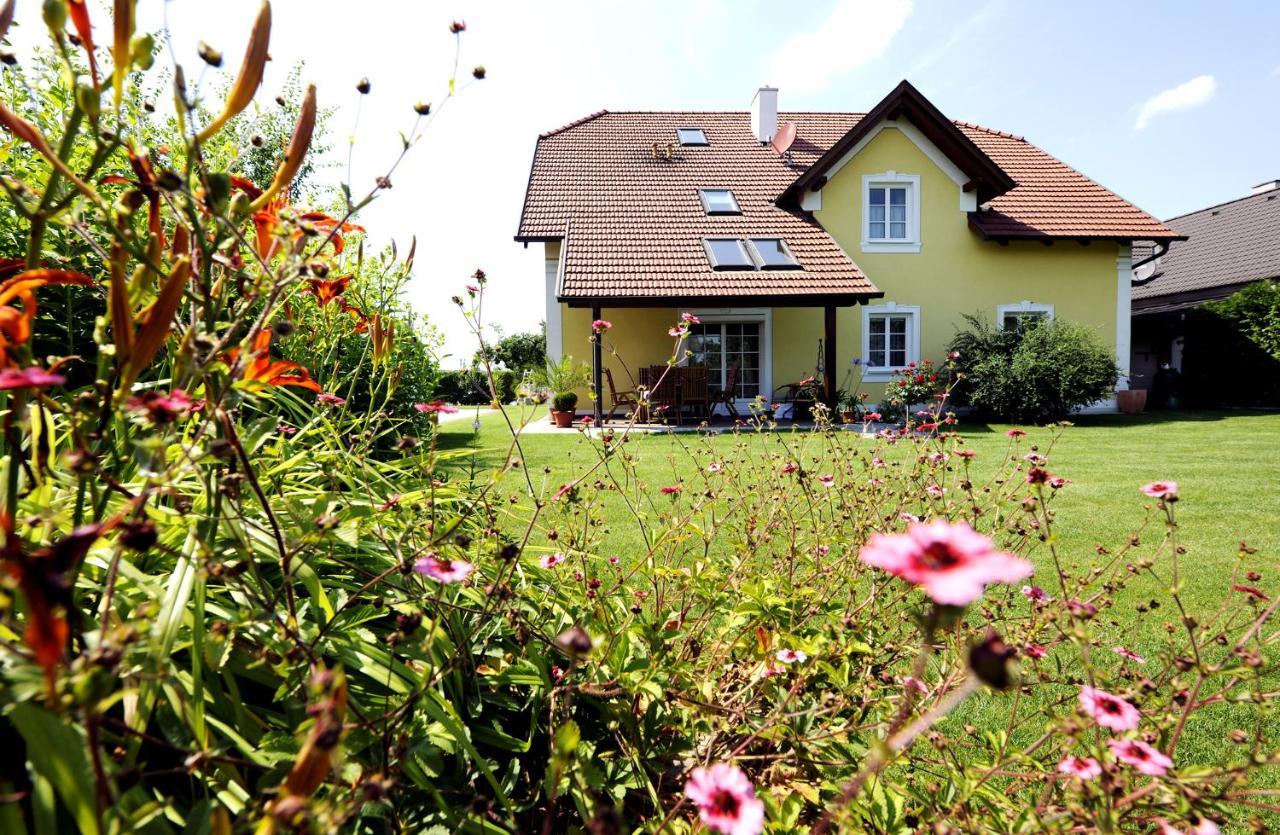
xmin=8 ymin=1 xmax=1279 ymax=361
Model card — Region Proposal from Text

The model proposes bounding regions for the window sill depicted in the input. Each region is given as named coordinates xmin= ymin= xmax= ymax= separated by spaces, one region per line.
xmin=862 ymin=368 xmax=908 ymax=382
xmin=861 ymin=241 xmax=921 ymax=254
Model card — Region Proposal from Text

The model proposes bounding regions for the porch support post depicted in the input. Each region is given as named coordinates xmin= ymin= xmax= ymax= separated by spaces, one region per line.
xmin=823 ymin=305 xmax=838 ymax=413
xmin=591 ymin=302 xmax=604 ymax=424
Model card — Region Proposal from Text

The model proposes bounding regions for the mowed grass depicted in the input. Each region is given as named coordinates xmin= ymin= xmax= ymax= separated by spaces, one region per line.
xmin=439 ymin=407 xmax=1280 ymax=809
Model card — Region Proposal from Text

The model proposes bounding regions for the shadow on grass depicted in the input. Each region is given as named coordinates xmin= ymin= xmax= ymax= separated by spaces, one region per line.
xmin=956 ymin=409 xmax=1276 ymax=434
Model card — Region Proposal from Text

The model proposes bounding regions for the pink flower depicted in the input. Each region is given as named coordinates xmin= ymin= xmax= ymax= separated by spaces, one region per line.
xmin=871 ymin=457 xmax=886 ymax=468
xmin=1233 ymin=584 xmax=1270 ymax=601
xmin=415 ymin=400 xmax=459 ymax=414
xmin=1024 ymin=643 xmax=1046 ymax=659
xmin=579 ymin=415 xmax=595 ymax=425
xmin=955 ymin=449 xmax=976 ymax=459
xmin=865 ymin=412 xmax=882 ymax=421
xmin=929 ymin=452 xmax=947 ymax=464
xmin=707 ymin=462 xmax=722 ymax=473
xmin=903 ymin=675 xmax=929 ymax=695
xmin=1006 ymin=429 xmax=1026 ymax=438
xmin=683 ymin=763 xmax=764 ymax=835
xmin=608 ymin=556 xmax=620 ymax=565
xmin=466 ymin=284 xmax=480 ymax=294
xmin=669 ymin=325 xmax=688 ymax=337
xmin=925 ymin=484 xmax=945 ymax=497
xmin=1079 ymin=686 xmax=1141 ymax=731
xmin=780 ymin=462 xmax=798 ymax=475
xmin=317 ymin=392 xmax=346 ymax=406
xmin=818 ymin=474 xmax=836 ymax=488
xmin=1057 ymin=755 xmax=1101 ymax=780
xmin=1107 ymin=738 xmax=1173 ymax=776
xmin=415 ymin=554 xmax=473 ymax=584
xmin=681 ymin=312 xmax=701 ymax=324
xmin=660 ymin=485 xmax=682 ymax=495
xmin=539 ymin=553 xmax=566 ymax=569
xmin=1113 ymin=646 xmax=1145 ymax=663
xmin=1022 ymin=585 xmax=1052 ymax=602
xmin=775 ymin=648 xmax=807 ymax=664
xmin=591 ymin=319 xmax=612 ymax=333
xmin=0 ymin=366 xmax=66 ymax=391
xmin=127 ymin=388 xmax=196 ymax=423
xmin=1141 ymin=481 xmax=1178 ymax=499
xmin=277 ymin=423 xmax=297 ymax=435
xmin=858 ymin=520 xmax=1034 ymax=606
xmin=947 ymin=350 xmax=960 ymax=360
xmin=552 ymin=483 xmax=575 ymax=502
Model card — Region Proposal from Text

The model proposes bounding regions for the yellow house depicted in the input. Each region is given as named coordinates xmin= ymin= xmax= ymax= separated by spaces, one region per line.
xmin=516 ymin=82 xmax=1180 ymax=421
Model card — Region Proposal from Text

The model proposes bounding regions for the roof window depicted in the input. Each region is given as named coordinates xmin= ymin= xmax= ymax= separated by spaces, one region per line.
xmin=704 ymin=238 xmax=801 ymax=270
xmin=703 ymin=238 xmax=754 ymax=270
xmin=748 ymin=238 xmax=798 ymax=268
xmin=677 ymin=127 xmax=708 ymax=146
xmin=699 ymin=189 xmax=741 ymax=215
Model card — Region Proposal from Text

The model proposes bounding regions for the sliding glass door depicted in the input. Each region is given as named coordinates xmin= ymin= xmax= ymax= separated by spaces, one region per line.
xmin=688 ymin=322 xmax=762 ymax=403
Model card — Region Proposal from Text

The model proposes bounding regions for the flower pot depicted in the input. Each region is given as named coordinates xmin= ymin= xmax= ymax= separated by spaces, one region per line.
xmin=1117 ymin=389 xmax=1147 ymax=415
xmin=551 ymin=409 xmax=575 ymax=428
xmin=840 ymin=410 xmax=857 ymax=424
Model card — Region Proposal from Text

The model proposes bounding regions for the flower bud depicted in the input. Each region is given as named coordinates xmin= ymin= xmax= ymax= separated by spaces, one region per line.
xmin=356 ymin=77 xmax=371 ymax=94
xmin=969 ymin=630 xmax=1017 ymax=690
xmin=413 ymin=101 xmax=432 ymax=116
xmin=42 ymin=0 xmax=67 ymax=34
xmin=472 ymin=65 xmax=486 ymax=80
xmin=197 ymin=40 xmax=223 ymax=67
xmin=130 ymin=33 xmax=156 ymax=70
xmin=449 ymin=20 xmax=466 ymax=33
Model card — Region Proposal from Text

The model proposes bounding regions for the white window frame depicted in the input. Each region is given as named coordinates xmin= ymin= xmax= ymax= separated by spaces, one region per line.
xmin=996 ymin=301 xmax=1055 ymax=330
xmin=861 ymin=172 xmax=921 ymax=254
xmin=745 ymin=238 xmax=799 ymax=269
xmin=676 ymin=127 xmax=709 ymax=146
xmin=687 ymin=308 xmax=772 ymax=414
xmin=699 ymin=188 xmax=741 ymax=215
xmin=861 ymin=302 xmax=921 ymax=381
xmin=703 ymin=238 xmax=755 ymax=270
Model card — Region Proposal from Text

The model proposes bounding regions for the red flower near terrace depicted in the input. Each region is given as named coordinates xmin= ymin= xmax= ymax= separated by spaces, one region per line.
xmin=304 ymin=275 xmax=353 ymax=306
xmin=1079 ymin=686 xmax=1140 ymax=731
xmin=230 ymin=329 xmax=322 ymax=392
xmin=858 ymin=520 xmax=1033 ymax=606
xmin=591 ymin=319 xmax=612 ymax=333
xmin=684 ymin=763 xmax=764 ymax=835
xmin=0 ymin=366 xmax=65 ymax=391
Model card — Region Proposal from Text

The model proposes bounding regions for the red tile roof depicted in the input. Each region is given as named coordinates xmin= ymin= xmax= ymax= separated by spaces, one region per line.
xmin=517 ymin=104 xmax=1179 ymax=303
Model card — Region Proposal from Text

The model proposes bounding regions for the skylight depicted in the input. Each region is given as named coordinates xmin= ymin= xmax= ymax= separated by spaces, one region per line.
xmin=700 ymin=189 xmax=741 ymax=215
xmin=748 ymin=238 xmax=799 ymax=268
xmin=677 ymin=127 xmax=708 ymax=146
xmin=704 ymin=238 xmax=754 ymax=270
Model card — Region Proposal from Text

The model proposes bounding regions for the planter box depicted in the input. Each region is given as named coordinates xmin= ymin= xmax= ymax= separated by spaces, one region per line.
xmin=1117 ymin=389 xmax=1147 ymax=415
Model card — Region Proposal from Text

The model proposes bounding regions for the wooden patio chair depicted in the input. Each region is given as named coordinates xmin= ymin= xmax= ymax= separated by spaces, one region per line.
xmin=681 ymin=366 xmax=710 ymax=422
xmin=604 ymin=367 xmax=641 ymax=422
xmin=648 ymin=365 xmax=682 ymax=425
xmin=711 ymin=365 xmax=740 ymax=419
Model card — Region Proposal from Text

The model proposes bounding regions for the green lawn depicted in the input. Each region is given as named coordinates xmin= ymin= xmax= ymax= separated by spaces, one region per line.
xmin=438 ymin=407 xmax=1280 ymax=808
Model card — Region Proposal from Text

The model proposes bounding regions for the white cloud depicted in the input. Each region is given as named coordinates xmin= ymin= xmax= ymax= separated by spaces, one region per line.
xmin=1133 ymin=75 xmax=1217 ymax=130
xmin=764 ymin=0 xmax=913 ymax=95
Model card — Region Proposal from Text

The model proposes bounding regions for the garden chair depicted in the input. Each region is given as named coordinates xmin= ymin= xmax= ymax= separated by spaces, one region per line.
xmin=647 ymin=365 xmax=683 ymax=425
xmin=604 ymin=367 xmax=641 ymax=422
xmin=681 ymin=365 xmax=710 ymax=422
xmin=711 ymin=365 xmax=740 ymax=418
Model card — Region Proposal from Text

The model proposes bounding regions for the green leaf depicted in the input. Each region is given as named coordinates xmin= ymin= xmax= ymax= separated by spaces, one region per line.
xmin=10 ymin=704 xmax=102 ymax=835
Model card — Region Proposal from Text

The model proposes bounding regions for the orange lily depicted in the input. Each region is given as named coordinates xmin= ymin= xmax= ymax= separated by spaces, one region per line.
xmin=0 ymin=269 xmax=94 ymax=367
xmin=232 ymin=328 xmax=321 ymax=392
xmin=303 ymin=274 xmax=352 ymax=306
xmin=251 ymin=196 xmax=289 ymax=261
xmin=297 ymin=213 xmax=364 ymax=255
xmin=100 ymin=144 xmax=165 ymax=245
xmin=67 ymin=0 xmax=99 ymax=85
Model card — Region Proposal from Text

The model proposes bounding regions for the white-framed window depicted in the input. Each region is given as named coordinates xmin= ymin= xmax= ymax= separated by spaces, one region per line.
xmin=703 ymin=238 xmax=755 ymax=270
xmin=699 ymin=188 xmax=741 ymax=215
xmin=862 ymin=303 xmax=921 ymax=380
xmin=997 ymin=301 xmax=1055 ymax=333
xmin=687 ymin=308 xmax=773 ymax=413
xmin=677 ymin=127 xmax=709 ymax=146
xmin=746 ymin=238 xmax=798 ymax=269
xmin=861 ymin=172 xmax=921 ymax=253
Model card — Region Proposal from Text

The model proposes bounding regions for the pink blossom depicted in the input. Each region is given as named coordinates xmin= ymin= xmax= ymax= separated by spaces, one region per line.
xmin=415 ymin=400 xmax=459 ymax=414
xmin=1113 ymin=646 xmax=1146 ymax=663
xmin=277 ymin=423 xmax=297 ymax=435
xmin=591 ymin=319 xmax=612 ymax=333
xmin=929 ymin=452 xmax=947 ymax=464
xmin=579 ymin=415 xmax=595 ymax=425
xmin=552 ymin=483 xmax=575 ymax=502
xmin=1107 ymin=738 xmax=1173 ymax=776
xmin=903 ymin=675 xmax=929 ymax=695
xmin=127 ymin=388 xmax=196 ymax=423
xmin=317 ymin=392 xmax=346 ymax=406
xmin=814 ymin=544 xmax=830 ymax=557
xmin=1049 ymin=476 xmax=1068 ymax=489
xmin=608 ymin=556 xmax=620 ymax=565
xmin=775 ymin=648 xmax=807 ymax=664
xmin=707 ymin=462 xmax=722 ymax=473
xmin=1024 ymin=643 xmax=1046 ymax=659
xmin=818 ymin=474 xmax=835 ymax=488
xmin=780 ymin=462 xmax=798 ymax=475
xmin=669 ymin=325 xmax=688 ymax=337
xmin=681 ymin=312 xmax=700 ymax=324
xmin=660 ymin=484 xmax=682 ymax=495
xmin=1141 ymin=481 xmax=1178 ymax=499
xmin=955 ymin=449 xmax=976 ymax=459
xmin=684 ymin=763 xmax=765 ymax=835
xmin=925 ymin=484 xmax=945 ymax=497
xmin=1022 ymin=585 xmax=1052 ymax=603
xmin=539 ymin=553 xmax=566 ymax=569
xmin=865 ymin=411 xmax=882 ymax=421
xmin=1079 ymin=686 xmax=1141 ymax=731
xmin=0 ymin=366 xmax=66 ymax=391
xmin=871 ymin=457 xmax=886 ymax=468
xmin=466 ymin=284 xmax=480 ymax=294
xmin=1006 ymin=428 xmax=1026 ymax=438
xmin=947 ymin=350 xmax=960 ymax=359
xmin=415 ymin=554 xmax=474 ymax=584
xmin=1057 ymin=755 xmax=1101 ymax=780
xmin=550 ymin=665 xmax=565 ymax=682
xmin=858 ymin=520 xmax=1034 ymax=606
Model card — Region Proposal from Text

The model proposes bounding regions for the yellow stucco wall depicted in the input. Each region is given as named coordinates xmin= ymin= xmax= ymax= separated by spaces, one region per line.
xmin=555 ymin=123 xmax=1124 ymax=410
xmin=558 ymin=305 xmax=679 ymax=410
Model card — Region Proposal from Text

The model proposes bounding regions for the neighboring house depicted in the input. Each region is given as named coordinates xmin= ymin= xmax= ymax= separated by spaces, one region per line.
xmin=1130 ymin=181 xmax=1280 ymax=390
xmin=516 ymin=81 xmax=1180 ymax=418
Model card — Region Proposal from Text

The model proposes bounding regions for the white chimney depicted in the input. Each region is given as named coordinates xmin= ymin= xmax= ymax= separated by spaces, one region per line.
xmin=751 ymin=86 xmax=778 ymax=144
xmin=1251 ymin=179 xmax=1280 ymax=195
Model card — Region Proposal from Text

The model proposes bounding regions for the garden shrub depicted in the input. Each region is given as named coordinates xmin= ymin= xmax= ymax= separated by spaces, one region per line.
xmin=0 ymin=7 xmax=1276 ymax=835
xmin=949 ymin=314 xmax=1119 ymax=421
xmin=1178 ymin=281 xmax=1280 ymax=407
xmin=433 ymin=367 xmax=516 ymax=404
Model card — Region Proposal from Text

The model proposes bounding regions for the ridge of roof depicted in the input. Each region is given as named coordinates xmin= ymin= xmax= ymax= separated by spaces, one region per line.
xmin=539 ymin=109 xmax=610 ymax=139
xmin=951 ymin=120 xmax=1024 ymax=142
xmin=1161 ymin=187 xmax=1280 ymax=225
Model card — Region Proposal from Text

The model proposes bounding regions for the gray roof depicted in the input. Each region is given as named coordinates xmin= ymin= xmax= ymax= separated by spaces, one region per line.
xmin=1133 ymin=187 xmax=1280 ymax=301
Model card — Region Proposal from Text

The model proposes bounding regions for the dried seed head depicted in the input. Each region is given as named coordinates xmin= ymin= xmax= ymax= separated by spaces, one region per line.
xmin=356 ymin=77 xmax=371 ymax=94
xmin=472 ymin=65 xmax=486 ymax=80
xmin=197 ymin=40 xmax=223 ymax=67
xmin=414 ymin=100 xmax=431 ymax=115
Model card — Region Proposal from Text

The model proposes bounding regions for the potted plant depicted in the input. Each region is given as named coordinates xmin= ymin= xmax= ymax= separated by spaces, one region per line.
xmin=886 ymin=360 xmax=942 ymax=425
xmin=535 ymin=356 xmax=592 ymax=424
xmin=550 ymin=391 xmax=578 ymax=427
xmin=838 ymin=389 xmax=869 ymax=423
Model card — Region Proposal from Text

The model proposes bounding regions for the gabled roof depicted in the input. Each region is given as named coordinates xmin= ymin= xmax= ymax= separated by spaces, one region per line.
xmin=1133 ymin=187 xmax=1280 ymax=303
xmin=780 ymin=80 xmax=1016 ymax=207
xmin=516 ymin=85 xmax=1181 ymax=303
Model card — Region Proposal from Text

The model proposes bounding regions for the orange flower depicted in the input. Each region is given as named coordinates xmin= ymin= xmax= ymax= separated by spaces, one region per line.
xmin=100 ymin=144 xmax=165 ymax=245
xmin=0 ymin=269 xmax=93 ymax=367
xmin=339 ymin=299 xmax=370 ymax=333
xmin=67 ymin=0 xmax=99 ymax=85
xmin=297 ymin=212 xmax=364 ymax=255
xmin=303 ymin=274 xmax=352 ymax=306
xmin=251 ymin=196 xmax=289 ymax=261
xmin=232 ymin=328 xmax=321 ymax=392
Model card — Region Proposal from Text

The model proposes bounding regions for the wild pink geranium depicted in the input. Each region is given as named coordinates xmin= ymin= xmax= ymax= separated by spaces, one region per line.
xmin=817 ymin=474 xmax=835 ymax=488
xmin=925 ymin=484 xmax=944 ymax=497
xmin=1024 ymin=643 xmax=1046 ymax=659
xmin=775 ymin=648 xmax=806 ymax=664
xmin=1057 ymin=755 xmax=1102 ymax=780
xmin=539 ymin=553 xmax=565 ymax=569
xmin=415 ymin=554 xmax=473 ymax=584
xmin=955 ymin=449 xmax=976 ymax=459
xmin=1079 ymin=686 xmax=1141 ymax=731
xmin=669 ymin=325 xmax=688 ymax=337
xmin=681 ymin=312 xmax=700 ymax=324
xmin=415 ymin=400 xmax=459 ymax=414
xmin=317 ymin=392 xmax=346 ymax=406
xmin=591 ymin=319 xmax=612 ymax=333
xmin=780 ymin=462 xmax=798 ymax=475
xmin=858 ymin=520 xmax=1033 ymax=606
xmin=127 ymin=388 xmax=196 ymax=423
xmin=1107 ymin=738 xmax=1173 ymax=776
xmin=660 ymin=485 xmax=682 ymax=495
xmin=1113 ymin=646 xmax=1146 ymax=663
xmin=707 ymin=462 xmax=722 ymax=473
xmin=1141 ymin=481 xmax=1178 ymax=499
xmin=0 ymin=366 xmax=66 ymax=391
xmin=683 ymin=763 xmax=764 ymax=835
xmin=1022 ymin=585 xmax=1052 ymax=602
xmin=1006 ymin=428 xmax=1026 ymax=438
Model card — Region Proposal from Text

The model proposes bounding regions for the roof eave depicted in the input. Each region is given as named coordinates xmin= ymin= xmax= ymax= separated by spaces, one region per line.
xmin=559 ymin=290 xmax=884 ymax=308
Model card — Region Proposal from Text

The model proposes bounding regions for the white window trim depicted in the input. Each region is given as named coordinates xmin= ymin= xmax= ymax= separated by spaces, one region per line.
xmin=861 ymin=303 xmax=921 ymax=381
xmin=699 ymin=188 xmax=741 ymax=215
xmin=688 ymin=307 xmax=772 ymax=414
xmin=996 ymin=301 xmax=1055 ymax=329
xmin=862 ymin=172 xmax=922 ymax=253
